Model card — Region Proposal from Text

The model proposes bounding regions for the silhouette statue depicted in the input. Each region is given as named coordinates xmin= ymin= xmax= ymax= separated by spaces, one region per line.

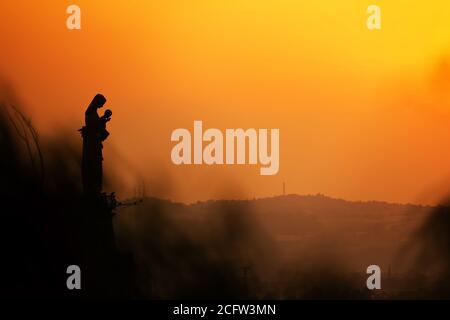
xmin=79 ymin=94 xmax=112 ymax=197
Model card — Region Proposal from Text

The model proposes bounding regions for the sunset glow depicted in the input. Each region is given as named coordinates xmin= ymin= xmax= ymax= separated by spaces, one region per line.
xmin=2 ymin=1 xmax=450 ymax=203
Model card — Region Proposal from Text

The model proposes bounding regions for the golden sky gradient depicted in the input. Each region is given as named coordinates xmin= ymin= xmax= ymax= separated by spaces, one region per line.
xmin=1 ymin=1 xmax=450 ymax=204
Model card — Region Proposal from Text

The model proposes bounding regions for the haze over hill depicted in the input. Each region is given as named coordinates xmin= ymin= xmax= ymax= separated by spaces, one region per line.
xmin=115 ymin=194 xmax=437 ymax=298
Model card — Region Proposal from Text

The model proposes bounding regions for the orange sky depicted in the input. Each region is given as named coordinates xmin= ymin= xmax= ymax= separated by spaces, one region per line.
xmin=1 ymin=1 xmax=450 ymax=204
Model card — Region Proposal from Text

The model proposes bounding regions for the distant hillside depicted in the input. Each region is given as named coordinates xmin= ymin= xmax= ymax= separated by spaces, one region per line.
xmin=117 ymin=194 xmax=433 ymax=273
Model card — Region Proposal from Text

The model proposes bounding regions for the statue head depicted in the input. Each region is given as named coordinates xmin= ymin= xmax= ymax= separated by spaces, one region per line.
xmin=90 ymin=94 xmax=106 ymax=109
